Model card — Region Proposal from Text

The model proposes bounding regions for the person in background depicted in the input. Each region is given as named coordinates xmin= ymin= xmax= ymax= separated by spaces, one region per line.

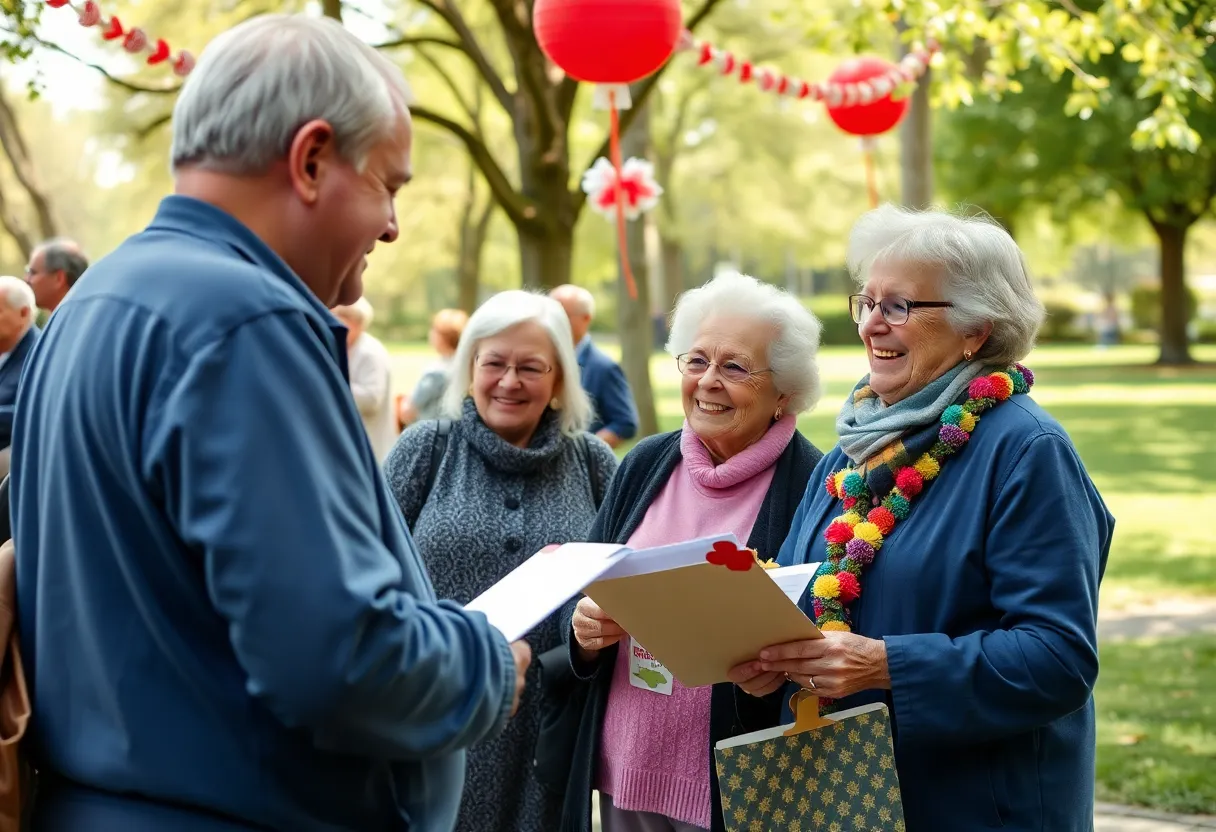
xmin=0 ymin=276 xmax=39 ymax=479
xmin=332 ymin=296 xmax=396 ymax=461
xmin=397 ymin=307 xmax=467 ymax=430
xmin=385 ymin=290 xmax=618 ymax=832
xmin=12 ymin=15 xmax=528 ymax=831
xmin=25 ymin=237 xmax=88 ymax=314
xmin=561 ymin=272 xmax=824 ymax=832
xmin=733 ymin=205 xmax=1114 ymax=832
xmin=551 ymin=284 xmax=638 ymax=448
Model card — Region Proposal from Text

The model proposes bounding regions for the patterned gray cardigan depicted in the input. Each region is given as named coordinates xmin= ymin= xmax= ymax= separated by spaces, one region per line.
xmin=382 ymin=399 xmax=618 ymax=832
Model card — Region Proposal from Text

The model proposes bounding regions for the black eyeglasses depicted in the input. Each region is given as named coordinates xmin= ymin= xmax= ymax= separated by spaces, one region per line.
xmin=849 ymin=294 xmax=954 ymax=326
xmin=676 ymin=353 xmax=772 ymax=383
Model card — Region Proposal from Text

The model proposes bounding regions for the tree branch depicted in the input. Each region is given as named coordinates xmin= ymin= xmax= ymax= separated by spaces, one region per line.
xmin=374 ymin=34 xmax=464 ymax=52
xmin=571 ymin=0 xmax=726 ymax=211
xmin=413 ymin=46 xmax=481 ymax=133
xmin=0 ymin=84 xmax=58 ymax=239
xmin=413 ymin=0 xmax=515 ymax=116
xmin=410 ymin=104 xmax=536 ymax=228
xmin=8 ymin=31 xmax=182 ymax=95
xmin=137 ymin=110 xmax=174 ymax=139
xmin=0 ymin=182 xmax=34 ymax=261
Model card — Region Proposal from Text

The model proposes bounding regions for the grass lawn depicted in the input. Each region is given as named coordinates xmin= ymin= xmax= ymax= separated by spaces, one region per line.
xmin=1095 ymin=635 xmax=1216 ymax=814
xmin=385 ymin=340 xmax=1216 ymax=812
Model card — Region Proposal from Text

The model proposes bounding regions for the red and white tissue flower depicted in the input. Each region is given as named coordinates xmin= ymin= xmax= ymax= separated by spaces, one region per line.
xmin=580 ymin=156 xmax=663 ymax=222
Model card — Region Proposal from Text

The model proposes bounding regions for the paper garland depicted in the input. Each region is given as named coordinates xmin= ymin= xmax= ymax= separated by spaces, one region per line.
xmin=677 ymin=30 xmax=937 ymax=109
xmin=43 ymin=0 xmax=194 ymax=77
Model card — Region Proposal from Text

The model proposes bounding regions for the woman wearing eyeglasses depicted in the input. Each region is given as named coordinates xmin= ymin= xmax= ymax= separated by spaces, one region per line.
xmin=556 ymin=271 xmax=824 ymax=832
xmin=731 ymin=205 xmax=1115 ymax=832
xmin=384 ymin=290 xmax=618 ymax=832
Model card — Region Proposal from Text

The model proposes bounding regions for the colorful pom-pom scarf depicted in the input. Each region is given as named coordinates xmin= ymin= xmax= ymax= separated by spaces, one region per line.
xmin=809 ymin=364 xmax=1035 ymax=700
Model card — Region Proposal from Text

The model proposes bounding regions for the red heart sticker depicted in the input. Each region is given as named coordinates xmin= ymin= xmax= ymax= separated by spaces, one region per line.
xmin=705 ymin=541 xmax=754 ymax=572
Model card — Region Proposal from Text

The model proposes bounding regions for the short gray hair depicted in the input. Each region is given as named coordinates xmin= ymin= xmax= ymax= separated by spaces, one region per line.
xmin=550 ymin=284 xmax=596 ymax=318
xmin=37 ymin=238 xmax=88 ymax=286
xmin=443 ymin=290 xmax=592 ymax=437
xmin=0 ymin=275 xmax=35 ymax=323
xmin=847 ymin=204 xmax=1046 ymax=366
xmin=666 ymin=271 xmax=823 ymax=414
xmin=171 ymin=14 xmax=413 ymax=174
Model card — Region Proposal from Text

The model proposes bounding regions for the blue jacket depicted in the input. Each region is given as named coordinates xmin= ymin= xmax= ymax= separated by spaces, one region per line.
xmin=577 ymin=337 xmax=638 ymax=439
xmin=0 ymin=326 xmax=39 ymax=449
xmin=12 ymin=196 xmax=516 ymax=831
xmin=777 ymin=393 xmax=1113 ymax=832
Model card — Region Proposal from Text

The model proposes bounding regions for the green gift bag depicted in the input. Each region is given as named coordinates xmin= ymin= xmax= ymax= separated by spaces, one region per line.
xmin=713 ymin=691 xmax=905 ymax=832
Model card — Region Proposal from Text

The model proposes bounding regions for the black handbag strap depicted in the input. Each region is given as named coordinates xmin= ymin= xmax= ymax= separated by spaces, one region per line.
xmin=421 ymin=418 xmax=453 ymax=509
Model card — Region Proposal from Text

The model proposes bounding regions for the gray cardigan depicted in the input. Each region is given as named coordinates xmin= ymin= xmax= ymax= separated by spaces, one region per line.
xmin=383 ymin=400 xmax=618 ymax=832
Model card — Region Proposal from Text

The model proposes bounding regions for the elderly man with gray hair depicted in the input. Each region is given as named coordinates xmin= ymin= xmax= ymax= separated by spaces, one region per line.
xmin=0 ymin=276 xmax=38 ymax=478
xmin=25 ymin=238 xmax=88 ymax=313
xmin=11 ymin=14 xmax=528 ymax=832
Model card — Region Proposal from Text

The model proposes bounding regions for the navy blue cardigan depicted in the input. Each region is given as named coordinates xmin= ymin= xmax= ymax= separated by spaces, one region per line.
xmin=778 ymin=394 xmax=1114 ymax=831
xmin=556 ymin=428 xmax=822 ymax=832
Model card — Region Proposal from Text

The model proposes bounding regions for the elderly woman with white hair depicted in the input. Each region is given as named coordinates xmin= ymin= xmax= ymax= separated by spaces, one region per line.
xmin=384 ymin=289 xmax=618 ymax=832
xmin=557 ymin=272 xmax=824 ymax=832
xmin=331 ymin=296 xmax=396 ymax=461
xmin=732 ymin=205 xmax=1114 ymax=832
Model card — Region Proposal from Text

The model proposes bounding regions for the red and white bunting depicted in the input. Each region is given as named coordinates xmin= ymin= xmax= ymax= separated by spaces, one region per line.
xmin=677 ymin=30 xmax=938 ymax=109
xmin=43 ymin=0 xmax=195 ymax=77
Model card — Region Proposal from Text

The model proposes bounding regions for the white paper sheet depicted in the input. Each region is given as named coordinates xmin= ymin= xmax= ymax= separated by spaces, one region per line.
xmin=464 ymin=543 xmax=628 ymax=642
xmin=765 ymin=562 xmax=821 ymax=605
xmin=596 ymin=533 xmax=738 ymax=580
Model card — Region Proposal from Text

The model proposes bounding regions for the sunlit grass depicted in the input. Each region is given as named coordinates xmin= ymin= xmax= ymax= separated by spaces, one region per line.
xmin=1095 ymin=636 xmax=1216 ymax=814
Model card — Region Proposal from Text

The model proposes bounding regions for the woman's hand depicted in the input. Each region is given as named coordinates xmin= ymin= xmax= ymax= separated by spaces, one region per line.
xmin=757 ymin=632 xmax=891 ymax=701
xmin=727 ymin=660 xmax=785 ymax=698
xmin=571 ymin=597 xmax=626 ymax=662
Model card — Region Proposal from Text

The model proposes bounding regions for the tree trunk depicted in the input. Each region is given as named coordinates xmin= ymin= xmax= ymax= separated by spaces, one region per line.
xmin=517 ymin=223 xmax=573 ymax=290
xmin=1150 ymin=219 xmax=1193 ymax=365
xmin=617 ymin=99 xmax=659 ymax=438
xmin=897 ymin=30 xmax=933 ymax=209
xmin=0 ymin=82 xmax=59 ymax=249
xmin=320 ymin=0 xmax=342 ymax=21
xmin=456 ymin=161 xmax=492 ymax=312
xmin=659 ymin=234 xmax=685 ymax=309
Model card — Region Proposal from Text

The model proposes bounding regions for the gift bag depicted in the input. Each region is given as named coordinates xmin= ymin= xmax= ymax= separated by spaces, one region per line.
xmin=714 ymin=691 xmax=905 ymax=832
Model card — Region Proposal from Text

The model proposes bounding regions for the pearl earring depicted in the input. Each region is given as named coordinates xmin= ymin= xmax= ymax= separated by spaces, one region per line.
xmin=550 ymin=397 xmax=562 ymax=410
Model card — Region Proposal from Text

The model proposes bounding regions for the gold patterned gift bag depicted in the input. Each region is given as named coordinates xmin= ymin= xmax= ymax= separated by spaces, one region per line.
xmin=713 ymin=692 xmax=905 ymax=832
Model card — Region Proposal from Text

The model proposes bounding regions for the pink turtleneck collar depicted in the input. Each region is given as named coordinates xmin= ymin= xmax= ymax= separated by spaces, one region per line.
xmin=679 ymin=414 xmax=797 ymax=492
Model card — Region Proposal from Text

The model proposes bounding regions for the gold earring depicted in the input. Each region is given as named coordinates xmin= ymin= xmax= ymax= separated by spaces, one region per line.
xmin=964 ymin=349 xmax=973 ymax=361
xmin=774 ymin=408 xmax=783 ymax=420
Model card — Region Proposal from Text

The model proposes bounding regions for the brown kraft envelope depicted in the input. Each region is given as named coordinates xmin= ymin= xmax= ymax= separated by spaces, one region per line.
xmin=584 ymin=561 xmax=823 ymax=688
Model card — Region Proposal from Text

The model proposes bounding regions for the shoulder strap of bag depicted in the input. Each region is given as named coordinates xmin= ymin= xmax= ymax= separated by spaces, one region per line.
xmin=421 ymin=419 xmax=453 ymax=509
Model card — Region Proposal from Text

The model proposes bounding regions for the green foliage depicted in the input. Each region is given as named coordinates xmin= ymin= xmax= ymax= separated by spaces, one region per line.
xmin=1130 ymin=284 xmax=1198 ymax=331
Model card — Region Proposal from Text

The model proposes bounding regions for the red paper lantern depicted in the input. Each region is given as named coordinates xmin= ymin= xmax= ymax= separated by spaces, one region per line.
xmin=532 ymin=0 xmax=683 ymax=84
xmin=825 ymin=56 xmax=909 ymax=137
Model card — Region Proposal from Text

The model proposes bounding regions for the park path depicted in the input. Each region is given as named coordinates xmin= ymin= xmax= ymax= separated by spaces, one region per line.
xmin=1098 ymin=595 xmax=1216 ymax=642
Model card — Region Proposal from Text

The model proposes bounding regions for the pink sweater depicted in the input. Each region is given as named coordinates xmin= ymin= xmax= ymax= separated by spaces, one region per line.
xmin=596 ymin=416 xmax=798 ymax=828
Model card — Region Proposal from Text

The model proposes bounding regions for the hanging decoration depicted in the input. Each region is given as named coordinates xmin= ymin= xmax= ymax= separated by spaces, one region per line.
xmin=42 ymin=0 xmax=195 ymax=77
xmin=533 ymin=0 xmax=684 ymax=300
xmin=678 ymin=32 xmax=936 ymax=109
xmin=677 ymin=34 xmax=937 ymax=207
xmin=581 ymin=157 xmax=663 ymax=222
